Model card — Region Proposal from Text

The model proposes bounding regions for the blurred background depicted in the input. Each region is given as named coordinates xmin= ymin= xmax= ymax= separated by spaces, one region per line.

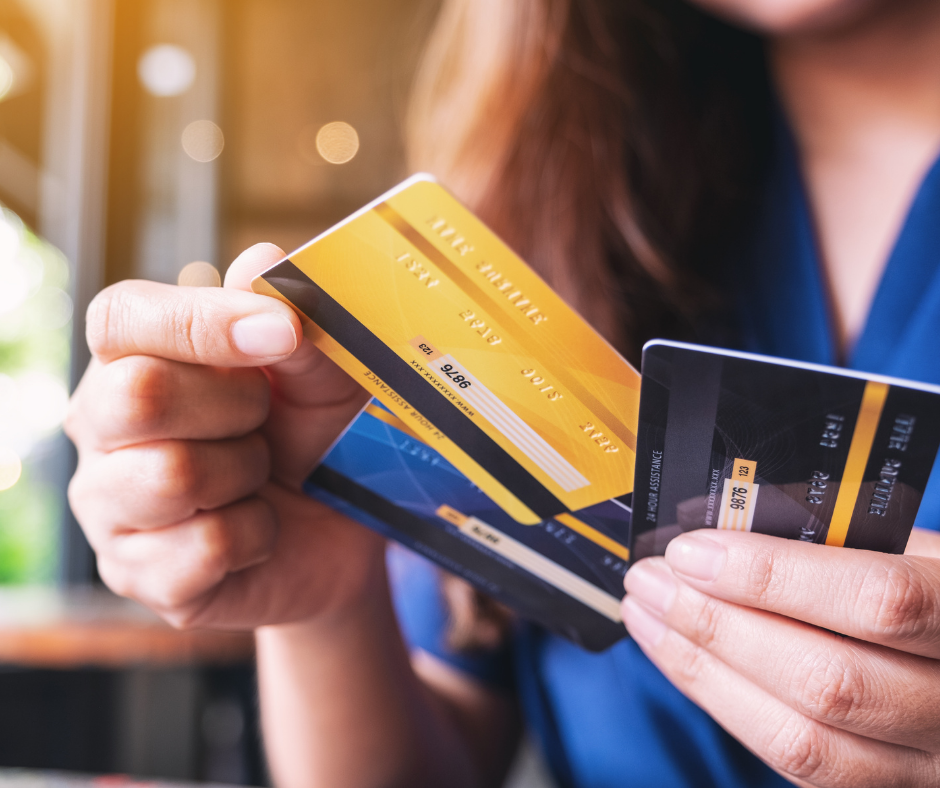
xmin=0 ymin=0 xmax=481 ymax=785
xmin=0 ymin=1 xmax=556 ymax=785
xmin=0 ymin=0 xmax=435 ymax=588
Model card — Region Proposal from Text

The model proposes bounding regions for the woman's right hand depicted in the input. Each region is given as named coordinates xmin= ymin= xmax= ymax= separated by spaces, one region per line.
xmin=65 ymin=243 xmax=384 ymax=630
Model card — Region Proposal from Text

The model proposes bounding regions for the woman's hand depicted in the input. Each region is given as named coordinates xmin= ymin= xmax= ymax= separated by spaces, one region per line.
xmin=65 ymin=244 xmax=519 ymax=788
xmin=622 ymin=527 xmax=940 ymax=787
xmin=66 ymin=244 xmax=382 ymax=629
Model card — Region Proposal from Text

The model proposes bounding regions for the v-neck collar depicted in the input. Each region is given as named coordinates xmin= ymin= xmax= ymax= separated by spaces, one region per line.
xmin=851 ymin=152 xmax=940 ymax=375
xmin=737 ymin=118 xmax=940 ymax=383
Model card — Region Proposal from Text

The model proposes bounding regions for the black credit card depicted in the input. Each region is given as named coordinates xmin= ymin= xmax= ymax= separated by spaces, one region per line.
xmin=631 ymin=341 xmax=940 ymax=561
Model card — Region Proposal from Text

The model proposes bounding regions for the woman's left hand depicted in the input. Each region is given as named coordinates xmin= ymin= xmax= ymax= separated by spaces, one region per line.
xmin=622 ymin=527 xmax=940 ymax=787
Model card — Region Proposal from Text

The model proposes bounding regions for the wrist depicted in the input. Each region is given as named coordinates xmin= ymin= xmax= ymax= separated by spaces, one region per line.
xmin=258 ymin=536 xmax=394 ymax=641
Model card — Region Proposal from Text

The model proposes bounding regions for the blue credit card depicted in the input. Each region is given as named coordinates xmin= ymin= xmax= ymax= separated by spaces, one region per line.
xmin=304 ymin=400 xmax=632 ymax=651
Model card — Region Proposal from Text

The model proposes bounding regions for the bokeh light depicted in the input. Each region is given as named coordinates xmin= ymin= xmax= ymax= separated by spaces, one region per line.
xmin=178 ymin=261 xmax=221 ymax=287
xmin=0 ymin=54 xmax=13 ymax=102
xmin=315 ymin=121 xmax=359 ymax=164
xmin=0 ymin=213 xmax=70 ymax=345
xmin=182 ymin=119 xmax=225 ymax=162
xmin=0 ymin=371 xmax=69 ymax=456
xmin=0 ymin=260 xmax=29 ymax=314
xmin=0 ymin=448 xmax=21 ymax=492
xmin=138 ymin=44 xmax=196 ymax=97
xmin=0 ymin=209 xmax=72 ymax=459
xmin=32 ymin=287 xmax=74 ymax=329
xmin=0 ymin=207 xmax=69 ymax=584
xmin=17 ymin=372 xmax=70 ymax=435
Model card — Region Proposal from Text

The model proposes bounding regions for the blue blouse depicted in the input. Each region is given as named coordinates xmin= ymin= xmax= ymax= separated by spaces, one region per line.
xmin=391 ymin=124 xmax=940 ymax=788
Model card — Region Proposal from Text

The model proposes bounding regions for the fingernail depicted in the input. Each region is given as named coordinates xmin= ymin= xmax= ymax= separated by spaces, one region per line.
xmin=622 ymin=597 xmax=667 ymax=648
xmin=232 ymin=314 xmax=297 ymax=357
xmin=666 ymin=533 xmax=726 ymax=582
xmin=624 ymin=560 xmax=677 ymax=616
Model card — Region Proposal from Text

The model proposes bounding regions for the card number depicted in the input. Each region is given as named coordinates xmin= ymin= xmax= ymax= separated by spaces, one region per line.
xmin=729 ymin=486 xmax=749 ymax=510
xmin=440 ymin=364 xmax=472 ymax=389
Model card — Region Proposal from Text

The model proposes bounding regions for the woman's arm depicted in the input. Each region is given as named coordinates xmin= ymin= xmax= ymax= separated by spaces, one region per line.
xmin=258 ymin=564 xmax=521 ymax=788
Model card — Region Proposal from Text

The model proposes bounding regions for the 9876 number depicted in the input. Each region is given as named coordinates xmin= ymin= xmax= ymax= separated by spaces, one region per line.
xmin=729 ymin=486 xmax=749 ymax=510
xmin=440 ymin=364 xmax=472 ymax=389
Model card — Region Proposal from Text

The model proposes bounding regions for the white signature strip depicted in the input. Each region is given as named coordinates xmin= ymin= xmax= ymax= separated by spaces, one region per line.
xmin=458 ymin=516 xmax=622 ymax=622
xmin=429 ymin=354 xmax=590 ymax=492
xmin=431 ymin=355 xmax=584 ymax=490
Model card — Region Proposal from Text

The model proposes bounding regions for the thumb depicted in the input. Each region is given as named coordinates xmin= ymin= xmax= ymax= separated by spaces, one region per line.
xmin=223 ymin=243 xmax=288 ymax=291
xmin=223 ymin=243 xmax=368 ymax=486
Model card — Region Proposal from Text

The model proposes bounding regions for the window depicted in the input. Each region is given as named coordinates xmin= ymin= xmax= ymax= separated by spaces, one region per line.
xmin=0 ymin=211 xmax=70 ymax=583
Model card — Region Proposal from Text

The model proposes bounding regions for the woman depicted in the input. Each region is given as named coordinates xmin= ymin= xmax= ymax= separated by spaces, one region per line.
xmin=66 ymin=0 xmax=940 ymax=785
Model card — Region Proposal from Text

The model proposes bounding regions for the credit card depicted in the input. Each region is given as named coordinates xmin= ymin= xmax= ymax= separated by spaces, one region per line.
xmin=307 ymin=399 xmax=632 ymax=651
xmin=631 ymin=340 xmax=940 ymax=561
xmin=251 ymin=174 xmax=640 ymax=524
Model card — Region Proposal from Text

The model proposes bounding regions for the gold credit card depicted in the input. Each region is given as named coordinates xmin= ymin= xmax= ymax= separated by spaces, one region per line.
xmin=252 ymin=174 xmax=640 ymax=524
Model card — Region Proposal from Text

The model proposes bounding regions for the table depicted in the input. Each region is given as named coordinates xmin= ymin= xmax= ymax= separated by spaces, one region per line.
xmin=0 ymin=587 xmax=253 ymax=669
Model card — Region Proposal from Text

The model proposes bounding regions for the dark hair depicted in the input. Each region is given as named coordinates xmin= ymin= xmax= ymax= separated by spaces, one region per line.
xmin=408 ymin=0 xmax=774 ymax=647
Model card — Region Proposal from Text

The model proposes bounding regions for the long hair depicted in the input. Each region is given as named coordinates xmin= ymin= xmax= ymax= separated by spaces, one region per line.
xmin=406 ymin=0 xmax=773 ymax=648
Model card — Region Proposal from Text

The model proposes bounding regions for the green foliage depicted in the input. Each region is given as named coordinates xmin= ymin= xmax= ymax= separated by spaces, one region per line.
xmin=0 ymin=208 xmax=71 ymax=585
xmin=0 ymin=466 xmax=59 ymax=584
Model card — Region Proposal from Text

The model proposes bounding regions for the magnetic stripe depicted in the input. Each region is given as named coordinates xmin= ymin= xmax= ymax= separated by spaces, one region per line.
xmin=262 ymin=260 xmax=568 ymax=519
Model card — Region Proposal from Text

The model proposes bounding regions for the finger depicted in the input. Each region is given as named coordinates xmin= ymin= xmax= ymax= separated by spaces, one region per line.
xmin=71 ymin=433 xmax=270 ymax=535
xmin=260 ymin=351 xmax=369 ymax=487
xmin=224 ymin=245 xmax=370 ymax=486
xmin=67 ymin=356 xmax=269 ymax=450
xmin=182 ymin=484 xmax=386 ymax=629
xmin=224 ymin=243 xmax=363 ymax=410
xmin=86 ymin=277 xmax=301 ymax=366
xmin=662 ymin=530 xmax=940 ymax=659
xmin=96 ymin=495 xmax=278 ymax=621
xmin=223 ymin=242 xmax=289 ymax=289
xmin=621 ymin=596 xmax=939 ymax=788
xmin=626 ymin=558 xmax=940 ymax=751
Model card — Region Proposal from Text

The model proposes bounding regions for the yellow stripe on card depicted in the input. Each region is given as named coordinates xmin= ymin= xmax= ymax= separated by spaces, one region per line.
xmin=364 ymin=403 xmax=423 ymax=441
xmin=554 ymin=513 xmax=630 ymax=561
xmin=826 ymin=382 xmax=889 ymax=547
